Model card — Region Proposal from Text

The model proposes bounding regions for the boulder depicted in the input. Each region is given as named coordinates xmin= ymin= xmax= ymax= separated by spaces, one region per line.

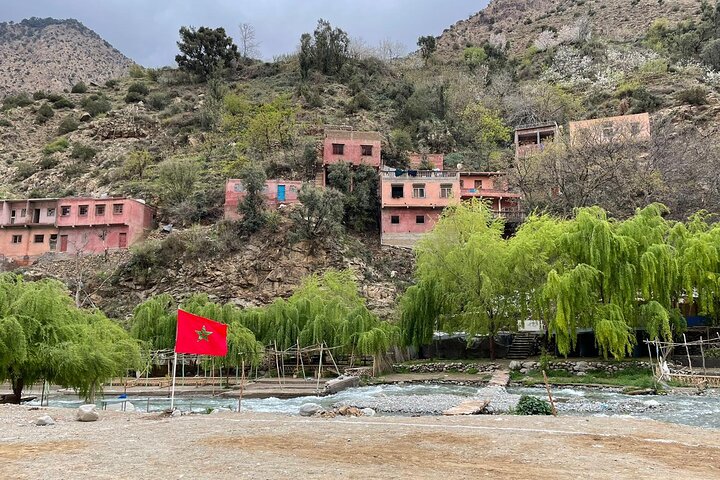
xmin=34 ymin=415 xmax=55 ymax=426
xmin=322 ymin=375 xmax=360 ymax=395
xmin=573 ymin=361 xmax=589 ymax=372
xmin=299 ymin=403 xmax=325 ymax=417
xmin=509 ymin=360 xmax=522 ymax=371
xmin=76 ymin=404 xmax=99 ymax=422
xmin=643 ymin=400 xmax=660 ymax=409
xmin=79 ymin=112 xmax=92 ymax=122
xmin=361 ymin=408 xmax=376 ymax=417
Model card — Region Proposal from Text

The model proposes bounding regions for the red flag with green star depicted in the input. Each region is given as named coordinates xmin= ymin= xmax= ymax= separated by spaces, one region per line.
xmin=175 ymin=309 xmax=228 ymax=356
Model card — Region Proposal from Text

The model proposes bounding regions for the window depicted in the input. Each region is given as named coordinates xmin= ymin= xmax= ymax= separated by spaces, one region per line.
xmin=47 ymin=208 xmax=55 ymax=217
xmin=391 ymin=184 xmax=404 ymax=199
xmin=34 ymin=234 xmax=44 ymax=244
xmin=11 ymin=235 xmax=22 ymax=244
xmin=332 ymin=143 xmax=344 ymax=155
xmin=440 ymin=184 xmax=453 ymax=198
xmin=361 ymin=145 xmax=373 ymax=156
xmin=9 ymin=210 xmax=16 ymax=224
xmin=49 ymin=234 xmax=58 ymax=250
xmin=113 ymin=204 xmax=124 ymax=214
xmin=95 ymin=204 xmax=106 ymax=215
xmin=474 ymin=180 xmax=483 ymax=189
xmin=79 ymin=205 xmax=89 ymax=216
xmin=391 ymin=215 xmax=400 ymax=224
xmin=60 ymin=206 xmax=71 ymax=216
xmin=416 ymin=215 xmax=425 ymax=224
xmin=412 ymin=184 xmax=426 ymax=198
xmin=20 ymin=208 xmax=26 ymax=218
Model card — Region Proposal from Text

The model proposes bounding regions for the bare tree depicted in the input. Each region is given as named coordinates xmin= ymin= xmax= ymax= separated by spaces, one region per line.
xmin=238 ymin=23 xmax=260 ymax=59
xmin=377 ymin=38 xmax=407 ymax=60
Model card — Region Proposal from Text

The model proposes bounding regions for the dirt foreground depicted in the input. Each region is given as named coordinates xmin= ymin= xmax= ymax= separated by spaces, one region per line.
xmin=1 ymin=404 xmax=719 ymax=480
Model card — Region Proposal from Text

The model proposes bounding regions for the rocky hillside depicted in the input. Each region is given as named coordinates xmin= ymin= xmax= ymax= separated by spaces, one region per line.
xmin=437 ymin=0 xmax=703 ymax=54
xmin=0 ymin=17 xmax=133 ymax=95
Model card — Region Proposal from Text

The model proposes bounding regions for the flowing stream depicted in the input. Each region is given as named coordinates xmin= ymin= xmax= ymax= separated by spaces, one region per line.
xmin=28 ymin=383 xmax=720 ymax=429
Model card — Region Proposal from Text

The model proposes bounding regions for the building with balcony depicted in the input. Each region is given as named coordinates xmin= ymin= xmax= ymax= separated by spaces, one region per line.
xmin=568 ymin=112 xmax=650 ymax=146
xmin=0 ymin=197 xmax=154 ymax=265
xmin=224 ymin=179 xmax=304 ymax=220
xmin=514 ymin=122 xmax=558 ymax=158
xmin=459 ymin=172 xmax=523 ymax=223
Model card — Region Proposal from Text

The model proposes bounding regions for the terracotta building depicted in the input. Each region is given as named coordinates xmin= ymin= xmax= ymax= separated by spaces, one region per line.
xmin=0 ymin=197 xmax=154 ymax=265
xmin=568 ymin=112 xmax=651 ymax=145
xmin=224 ymin=179 xmax=304 ymax=220
xmin=318 ymin=128 xmax=382 ymax=186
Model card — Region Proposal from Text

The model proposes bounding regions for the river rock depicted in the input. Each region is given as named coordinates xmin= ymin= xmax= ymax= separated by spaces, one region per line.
xmin=299 ymin=403 xmax=325 ymax=417
xmin=76 ymin=404 xmax=99 ymax=422
xmin=34 ymin=415 xmax=55 ymax=426
xmin=643 ymin=400 xmax=660 ymax=409
xmin=361 ymin=408 xmax=376 ymax=417
xmin=573 ymin=361 xmax=589 ymax=372
xmin=509 ymin=361 xmax=522 ymax=371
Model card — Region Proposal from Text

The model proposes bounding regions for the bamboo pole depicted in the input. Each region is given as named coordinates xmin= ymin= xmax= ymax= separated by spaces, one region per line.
xmin=542 ymin=370 xmax=557 ymax=417
xmin=274 ymin=341 xmax=283 ymax=390
xmin=327 ymin=343 xmax=340 ymax=376
xmin=298 ymin=338 xmax=306 ymax=379
xmin=700 ymin=336 xmax=706 ymax=375
xmin=683 ymin=334 xmax=693 ymax=373
xmin=316 ymin=343 xmax=324 ymax=393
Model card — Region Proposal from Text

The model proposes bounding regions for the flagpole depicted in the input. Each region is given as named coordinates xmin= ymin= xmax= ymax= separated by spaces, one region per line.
xmin=170 ymin=351 xmax=178 ymax=410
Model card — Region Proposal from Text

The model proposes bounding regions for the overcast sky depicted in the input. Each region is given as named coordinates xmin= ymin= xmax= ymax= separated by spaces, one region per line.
xmin=1 ymin=1 xmax=489 ymax=67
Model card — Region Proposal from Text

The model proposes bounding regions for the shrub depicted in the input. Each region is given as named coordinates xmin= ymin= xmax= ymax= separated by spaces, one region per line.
xmin=701 ymin=39 xmax=720 ymax=71
xmin=52 ymin=96 xmax=74 ymax=109
xmin=43 ymin=137 xmax=70 ymax=154
xmin=125 ymin=91 xmax=145 ymax=103
xmin=33 ymin=91 xmax=47 ymax=100
xmin=1 ymin=93 xmax=33 ymax=111
xmin=105 ymin=79 xmax=119 ymax=88
xmin=677 ymin=86 xmax=708 ymax=105
xmin=58 ymin=116 xmax=79 ymax=134
xmin=129 ymin=64 xmax=146 ymax=79
xmin=0 ymin=118 xmax=11 ymax=127
xmin=39 ymin=156 xmax=59 ymax=170
xmin=70 ymin=143 xmax=97 ymax=161
xmin=128 ymin=82 xmax=149 ymax=95
xmin=515 ymin=395 xmax=552 ymax=415
xmin=80 ymin=95 xmax=112 ymax=116
xmin=14 ymin=161 xmax=38 ymax=180
xmin=35 ymin=102 xmax=55 ymax=124
xmin=147 ymin=92 xmax=170 ymax=110
xmin=71 ymin=82 xmax=88 ymax=93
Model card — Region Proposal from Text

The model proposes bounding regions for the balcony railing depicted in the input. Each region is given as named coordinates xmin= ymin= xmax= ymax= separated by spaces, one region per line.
xmin=382 ymin=170 xmax=459 ymax=180
xmin=460 ymin=188 xmax=521 ymax=198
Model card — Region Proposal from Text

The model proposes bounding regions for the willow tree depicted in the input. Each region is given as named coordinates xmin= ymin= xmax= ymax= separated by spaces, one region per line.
xmin=0 ymin=274 xmax=140 ymax=403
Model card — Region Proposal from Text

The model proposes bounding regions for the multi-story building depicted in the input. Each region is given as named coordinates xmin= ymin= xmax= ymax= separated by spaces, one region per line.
xmin=514 ymin=122 xmax=558 ymax=159
xmin=319 ymin=128 xmax=382 ymax=186
xmin=0 ymin=197 xmax=154 ymax=265
xmin=459 ymin=172 xmax=523 ymax=223
xmin=224 ymin=179 xmax=304 ymax=220
xmin=568 ymin=112 xmax=651 ymax=145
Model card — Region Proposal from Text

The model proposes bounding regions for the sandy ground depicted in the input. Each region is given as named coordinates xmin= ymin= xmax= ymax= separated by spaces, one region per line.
xmin=1 ymin=405 xmax=719 ymax=480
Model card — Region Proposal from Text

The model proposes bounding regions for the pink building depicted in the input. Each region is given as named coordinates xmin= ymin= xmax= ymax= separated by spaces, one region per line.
xmin=407 ymin=153 xmax=444 ymax=170
xmin=0 ymin=197 xmax=154 ymax=264
xmin=514 ymin=122 xmax=558 ymax=159
xmin=380 ymin=170 xmax=523 ymax=247
xmin=569 ymin=112 xmax=651 ymax=145
xmin=322 ymin=129 xmax=382 ymax=167
xmin=224 ymin=179 xmax=304 ymax=220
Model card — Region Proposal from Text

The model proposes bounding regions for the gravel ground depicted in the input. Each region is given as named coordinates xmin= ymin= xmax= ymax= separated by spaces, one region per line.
xmin=2 ymin=404 xmax=720 ymax=479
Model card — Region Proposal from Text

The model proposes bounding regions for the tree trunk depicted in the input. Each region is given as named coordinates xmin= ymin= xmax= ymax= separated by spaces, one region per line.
xmin=489 ymin=335 xmax=496 ymax=360
xmin=11 ymin=377 xmax=24 ymax=404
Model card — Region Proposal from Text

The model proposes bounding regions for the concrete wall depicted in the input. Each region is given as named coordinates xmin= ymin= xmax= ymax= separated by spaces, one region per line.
xmin=225 ymin=179 xmax=304 ymax=220
xmin=323 ymin=130 xmax=381 ymax=167
xmin=569 ymin=112 xmax=651 ymax=144
xmin=380 ymin=171 xmax=459 ymax=208
xmin=0 ymin=199 xmax=57 ymax=226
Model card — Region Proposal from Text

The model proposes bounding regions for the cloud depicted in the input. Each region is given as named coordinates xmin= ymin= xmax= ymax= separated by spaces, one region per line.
xmin=0 ymin=0 xmax=487 ymax=66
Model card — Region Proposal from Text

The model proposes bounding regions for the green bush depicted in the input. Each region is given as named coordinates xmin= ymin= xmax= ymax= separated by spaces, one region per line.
xmin=58 ymin=116 xmax=79 ymax=134
xmin=125 ymin=91 xmax=145 ymax=103
xmin=71 ymin=82 xmax=88 ymax=93
xmin=14 ymin=161 xmax=39 ymax=180
xmin=43 ymin=137 xmax=70 ymax=154
xmin=52 ymin=96 xmax=74 ymax=109
xmin=128 ymin=82 xmax=149 ymax=95
xmin=147 ymin=92 xmax=170 ymax=110
xmin=35 ymin=102 xmax=55 ymax=124
xmin=1 ymin=93 xmax=33 ymax=111
xmin=677 ymin=86 xmax=708 ymax=105
xmin=80 ymin=95 xmax=112 ymax=116
xmin=33 ymin=91 xmax=48 ymax=100
xmin=515 ymin=395 xmax=553 ymax=415
xmin=39 ymin=156 xmax=59 ymax=170
xmin=105 ymin=79 xmax=119 ymax=88
xmin=129 ymin=64 xmax=146 ymax=79
xmin=70 ymin=143 xmax=97 ymax=161
xmin=0 ymin=118 xmax=11 ymax=127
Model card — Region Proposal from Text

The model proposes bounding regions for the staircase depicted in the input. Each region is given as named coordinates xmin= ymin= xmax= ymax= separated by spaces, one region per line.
xmin=506 ymin=332 xmax=537 ymax=360
xmin=314 ymin=170 xmax=325 ymax=187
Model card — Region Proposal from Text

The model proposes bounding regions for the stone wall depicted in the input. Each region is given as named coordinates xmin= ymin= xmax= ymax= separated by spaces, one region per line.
xmin=509 ymin=360 xmax=651 ymax=375
xmin=393 ymin=362 xmax=501 ymax=374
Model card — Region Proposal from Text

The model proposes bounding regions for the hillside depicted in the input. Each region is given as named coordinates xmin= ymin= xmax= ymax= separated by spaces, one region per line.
xmin=437 ymin=0 xmax=704 ymax=55
xmin=0 ymin=17 xmax=133 ymax=95
xmin=3 ymin=7 xmax=720 ymax=317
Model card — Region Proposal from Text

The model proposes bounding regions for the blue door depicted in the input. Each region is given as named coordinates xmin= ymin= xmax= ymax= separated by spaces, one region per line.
xmin=277 ymin=185 xmax=286 ymax=202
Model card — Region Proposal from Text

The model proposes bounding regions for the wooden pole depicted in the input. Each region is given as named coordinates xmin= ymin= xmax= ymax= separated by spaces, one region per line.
xmin=542 ymin=370 xmax=557 ymax=416
xmin=683 ymin=334 xmax=693 ymax=373
xmin=316 ymin=343 xmax=324 ymax=393
xmin=327 ymin=343 xmax=340 ymax=376
xmin=274 ymin=342 xmax=283 ymax=390
xmin=647 ymin=342 xmax=656 ymax=379
xmin=700 ymin=336 xmax=706 ymax=375
xmin=238 ymin=357 xmax=246 ymax=413
xmin=299 ymin=338 xmax=306 ymax=379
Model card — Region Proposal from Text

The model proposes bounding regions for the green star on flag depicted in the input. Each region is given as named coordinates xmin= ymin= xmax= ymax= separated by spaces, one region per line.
xmin=195 ymin=325 xmax=213 ymax=342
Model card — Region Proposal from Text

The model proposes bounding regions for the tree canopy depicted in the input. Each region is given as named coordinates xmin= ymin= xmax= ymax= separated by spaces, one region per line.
xmin=176 ymin=26 xmax=240 ymax=80
xmin=0 ymin=274 xmax=140 ymax=403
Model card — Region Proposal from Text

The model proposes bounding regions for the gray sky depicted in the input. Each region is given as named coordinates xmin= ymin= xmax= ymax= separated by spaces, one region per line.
xmin=0 ymin=1 xmax=489 ymax=67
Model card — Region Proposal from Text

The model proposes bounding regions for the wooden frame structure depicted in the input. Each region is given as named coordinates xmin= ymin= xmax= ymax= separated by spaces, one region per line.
xmin=645 ymin=334 xmax=720 ymax=387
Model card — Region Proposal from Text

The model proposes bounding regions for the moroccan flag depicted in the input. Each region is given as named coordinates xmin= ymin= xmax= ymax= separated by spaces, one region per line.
xmin=175 ymin=309 xmax=228 ymax=356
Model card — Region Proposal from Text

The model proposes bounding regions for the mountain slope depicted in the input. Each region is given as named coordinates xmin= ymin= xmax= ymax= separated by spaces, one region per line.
xmin=437 ymin=0 xmax=703 ymax=54
xmin=0 ymin=17 xmax=133 ymax=95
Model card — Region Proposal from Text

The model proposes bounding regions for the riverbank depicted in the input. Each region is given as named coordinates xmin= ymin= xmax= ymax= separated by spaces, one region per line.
xmin=1 ymin=404 xmax=719 ymax=479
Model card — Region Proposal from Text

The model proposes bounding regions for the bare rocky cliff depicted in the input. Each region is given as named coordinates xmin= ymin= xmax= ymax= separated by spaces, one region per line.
xmin=437 ymin=0 xmax=703 ymax=55
xmin=0 ymin=18 xmax=133 ymax=95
